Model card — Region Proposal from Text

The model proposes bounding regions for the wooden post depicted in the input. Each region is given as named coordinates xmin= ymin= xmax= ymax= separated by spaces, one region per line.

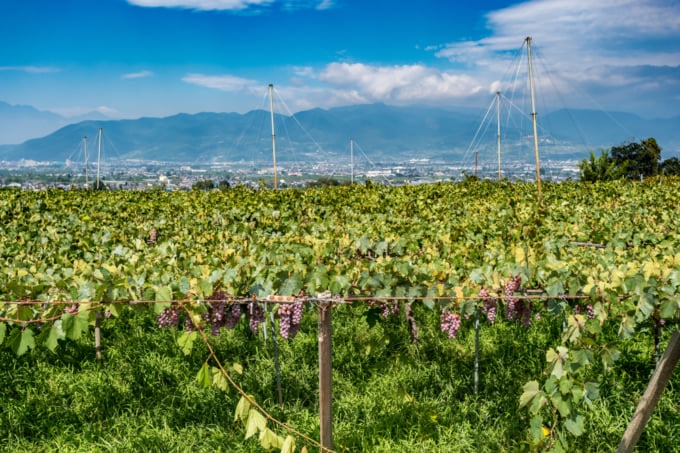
xmin=318 ymin=301 xmax=333 ymax=452
xmin=617 ymin=330 xmax=680 ymax=453
xmin=95 ymin=311 xmax=102 ymax=362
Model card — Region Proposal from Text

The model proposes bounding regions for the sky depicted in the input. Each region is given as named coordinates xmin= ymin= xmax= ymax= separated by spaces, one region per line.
xmin=0 ymin=0 xmax=679 ymax=120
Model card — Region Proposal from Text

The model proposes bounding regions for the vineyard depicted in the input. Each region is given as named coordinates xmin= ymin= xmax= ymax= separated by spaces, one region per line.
xmin=2 ymin=179 xmax=680 ymax=452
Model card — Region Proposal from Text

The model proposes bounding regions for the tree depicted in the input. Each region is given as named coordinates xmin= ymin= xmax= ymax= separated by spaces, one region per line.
xmin=578 ymin=150 xmax=627 ymax=182
xmin=660 ymin=157 xmax=680 ymax=176
xmin=192 ymin=179 xmax=215 ymax=191
xmin=610 ymin=137 xmax=661 ymax=180
xmin=218 ymin=180 xmax=230 ymax=190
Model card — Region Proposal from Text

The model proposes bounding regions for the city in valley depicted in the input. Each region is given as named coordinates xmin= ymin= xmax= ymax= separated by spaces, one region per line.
xmin=0 ymin=157 xmax=581 ymax=191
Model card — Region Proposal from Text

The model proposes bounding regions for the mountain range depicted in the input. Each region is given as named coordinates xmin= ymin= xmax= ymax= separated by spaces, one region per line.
xmin=1 ymin=102 xmax=679 ymax=164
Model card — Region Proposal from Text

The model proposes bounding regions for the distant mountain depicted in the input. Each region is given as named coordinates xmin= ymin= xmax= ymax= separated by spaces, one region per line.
xmin=0 ymin=101 xmax=113 ymax=145
xmin=1 ymin=103 xmax=678 ymax=163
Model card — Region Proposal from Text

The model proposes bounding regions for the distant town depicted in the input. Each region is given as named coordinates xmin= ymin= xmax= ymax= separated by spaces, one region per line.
xmin=0 ymin=157 xmax=582 ymax=191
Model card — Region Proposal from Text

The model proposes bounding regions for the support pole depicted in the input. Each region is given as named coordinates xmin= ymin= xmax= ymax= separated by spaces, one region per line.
xmin=617 ymin=330 xmax=680 ymax=453
xmin=95 ymin=311 xmax=102 ymax=362
xmin=526 ymin=36 xmax=542 ymax=203
xmin=269 ymin=310 xmax=284 ymax=407
xmin=96 ymin=128 xmax=102 ymax=190
xmin=474 ymin=307 xmax=480 ymax=395
xmin=269 ymin=84 xmax=278 ymax=190
xmin=496 ymin=91 xmax=501 ymax=182
xmin=318 ymin=301 xmax=333 ymax=452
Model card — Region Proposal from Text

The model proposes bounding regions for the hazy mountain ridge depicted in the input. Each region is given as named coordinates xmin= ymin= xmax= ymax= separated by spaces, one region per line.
xmin=1 ymin=103 xmax=678 ymax=163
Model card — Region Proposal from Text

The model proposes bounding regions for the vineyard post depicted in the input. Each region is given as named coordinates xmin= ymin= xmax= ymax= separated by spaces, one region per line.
xmin=617 ymin=330 xmax=680 ymax=453
xmin=269 ymin=310 xmax=284 ymax=406
xmin=318 ymin=301 xmax=333 ymax=451
xmin=95 ymin=311 xmax=102 ymax=362
xmin=474 ymin=308 xmax=480 ymax=395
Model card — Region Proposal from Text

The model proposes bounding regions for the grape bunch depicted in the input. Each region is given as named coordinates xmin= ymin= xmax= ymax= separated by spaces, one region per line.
xmin=574 ymin=304 xmax=595 ymax=319
xmin=440 ymin=310 xmax=462 ymax=339
xmin=479 ymin=288 xmax=498 ymax=325
xmin=277 ymin=300 xmax=304 ymax=339
xmin=157 ymin=307 xmax=180 ymax=328
xmin=369 ymin=300 xmax=400 ymax=318
xmin=247 ymin=302 xmax=265 ymax=333
xmin=203 ymin=291 xmax=242 ymax=335
xmin=64 ymin=303 xmax=79 ymax=315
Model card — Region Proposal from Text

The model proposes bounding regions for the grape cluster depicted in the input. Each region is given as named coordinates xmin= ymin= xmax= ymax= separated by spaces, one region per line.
xmin=574 ymin=304 xmax=595 ymax=319
xmin=503 ymin=275 xmax=533 ymax=327
xmin=278 ymin=300 xmax=304 ymax=339
xmin=440 ymin=310 xmax=462 ymax=339
xmin=157 ymin=307 xmax=180 ymax=328
xmin=404 ymin=303 xmax=419 ymax=343
xmin=64 ymin=303 xmax=79 ymax=315
xmin=148 ymin=228 xmax=157 ymax=244
xmin=204 ymin=291 xmax=242 ymax=336
xmin=247 ymin=302 xmax=265 ymax=333
xmin=479 ymin=288 xmax=498 ymax=325
xmin=369 ymin=300 xmax=400 ymax=318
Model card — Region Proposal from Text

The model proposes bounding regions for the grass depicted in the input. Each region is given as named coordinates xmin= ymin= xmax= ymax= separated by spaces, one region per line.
xmin=2 ymin=306 xmax=679 ymax=452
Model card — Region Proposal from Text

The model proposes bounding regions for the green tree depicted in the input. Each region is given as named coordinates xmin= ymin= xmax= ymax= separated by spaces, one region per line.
xmin=578 ymin=150 xmax=627 ymax=182
xmin=192 ymin=179 xmax=215 ymax=191
xmin=660 ymin=157 xmax=680 ymax=176
xmin=610 ymin=137 xmax=661 ymax=179
xmin=218 ymin=180 xmax=230 ymax=190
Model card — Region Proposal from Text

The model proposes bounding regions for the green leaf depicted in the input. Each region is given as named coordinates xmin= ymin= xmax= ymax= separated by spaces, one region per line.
xmin=196 ymin=363 xmax=211 ymax=388
xmin=259 ymin=428 xmax=284 ymax=449
xmin=529 ymin=415 xmax=544 ymax=443
xmin=232 ymin=362 xmax=243 ymax=375
xmin=155 ymin=286 xmax=172 ymax=302
xmin=564 ymin=414 xmax=584 ymax=436
xmin=551 ymin=393 xmax=571 ymax=417
xmin=211 ymin=366 xmax=228 ymax=392
xmin=62 ymin=311 xmax=90 ymax=340
xmin=520 ymin=380 xmax=541 ymax=408
xmin=0 ymin=322 xmax=6 ymax=346
xmin=659 ymin=299 xmax=678 ymax=319
xmin=234 ymin=396 xmax=251 ymax=424
xmin=179 ymin=276 xmax=191 ymax=295
xmin=10 ymin=328 xmax=35 ymax=356
xmin=44 ymin=320 xmax=66 ymax=352
xmin=280 ymin=274 xmax=303 ymax=296
xmin=281 ymin=435 xmax=296 ymax=453
xmin=177 ymin=331 xmax=197 ymax=355
xmin=245 ymin=409 xmax=266 ymax=439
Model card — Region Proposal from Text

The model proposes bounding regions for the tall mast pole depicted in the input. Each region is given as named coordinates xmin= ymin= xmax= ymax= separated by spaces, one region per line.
xmin=350 ymin=138 xmax=354 ymax=184
xmin=497 ymin=91 xmax=502 ymax=182
xmin=83 ymin=136 xmax=89 ymax=189
xmin=526 ymin=36 xmax=542 ymax=202
xmin=96 ymin=128 xmax=102 ymax=190
xmin=269 ymin=84 xmax=278 ymax=190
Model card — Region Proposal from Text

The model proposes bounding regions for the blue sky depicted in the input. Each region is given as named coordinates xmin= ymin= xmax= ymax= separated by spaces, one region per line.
xmin=1 ymin=0 xmax=679 ymax=120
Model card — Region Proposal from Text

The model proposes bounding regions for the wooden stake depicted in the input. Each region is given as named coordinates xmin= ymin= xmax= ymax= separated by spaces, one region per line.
xmin=318 ymin=301 xmax=333 ymax=452
xmin=617 ymin=330 xmax=680 ymax=453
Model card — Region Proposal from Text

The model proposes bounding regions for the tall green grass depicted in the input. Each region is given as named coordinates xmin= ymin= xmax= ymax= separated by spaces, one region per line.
xmin=2 ymin=306 xmax=678 ymax=452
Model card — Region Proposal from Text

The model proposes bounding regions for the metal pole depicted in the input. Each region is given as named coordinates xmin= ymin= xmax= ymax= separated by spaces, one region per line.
xmin=83 ymin=136 xmax=89 ymax=189
xmin=318 ymin=301 xmax=333 ymax=451
xmin=269 ymin=310 xmax=284 ymax=407
xmin=96 ymin=128 xmax=102 ymax=190
xmin=350 ymin=139 xmax=354 ymax=184
xmin=269 ymin=84 xmax=278 ymax=190
xmin=526 ymin=37 xmax=542 ymax=203
xmin=497 ymin=91 xmax=501 ymax=182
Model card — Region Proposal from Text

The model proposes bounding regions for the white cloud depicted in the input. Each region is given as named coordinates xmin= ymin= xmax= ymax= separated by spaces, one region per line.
xmin=126 ymin=0 xmax=274 ymax=11
xmin=182 ymin=73 xmax=260 ymax=92
xmin=122 ymin=70 xmax=154 ymax=79
xmin=318 ymin=62 xmax=483 ymax=104
xmin=0 ymin=66 xmax=59 ymax=73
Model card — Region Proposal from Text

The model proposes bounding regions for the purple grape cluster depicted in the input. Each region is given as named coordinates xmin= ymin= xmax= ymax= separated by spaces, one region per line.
xmin=278 ymin=300 xmax=304 ymax=339
xmin=64 ymin=303 xmax=79 ymax=315
xmin=157 ymin=307 xmax=180 ymax=328
xmin=247 ymin=302 xmax=265 ymax=333
xmin=369 ymin=300 xmax=400 ymax=318
xmin=574 ymin=304 xmax=595 ymax=319
xmin=440 ymin=310 xmax=461 ymax=339
xmin=503 ymin=275 xmax=533 ymax=327
xmin=479 ymin=288 xmax=498 ymax=325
